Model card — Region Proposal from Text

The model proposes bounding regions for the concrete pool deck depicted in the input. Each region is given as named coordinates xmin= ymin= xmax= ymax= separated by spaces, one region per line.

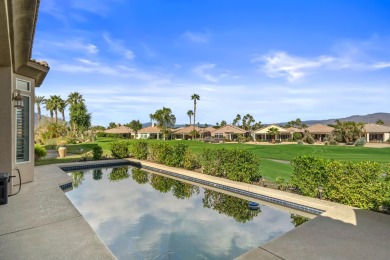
xmin=0 ymin=164 xmax=116 ymax=260
xmin=1 ymin=159 xmax=389 ymax=259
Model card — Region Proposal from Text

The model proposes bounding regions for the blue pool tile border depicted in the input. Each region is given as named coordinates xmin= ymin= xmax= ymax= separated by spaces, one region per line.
xmin=59 ymin=161 xmax=324 ymax=215
xmin=59 ymin=161 xmax=134 ymax=172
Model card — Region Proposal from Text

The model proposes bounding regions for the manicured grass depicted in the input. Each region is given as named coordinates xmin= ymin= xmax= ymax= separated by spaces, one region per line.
xmin=36 ymin=137 xmax=390 ymax=182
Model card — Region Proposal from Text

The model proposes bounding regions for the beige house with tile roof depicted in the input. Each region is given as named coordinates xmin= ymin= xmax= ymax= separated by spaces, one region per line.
xmin=306 ymin=124 xmax=334 ymax=142
xmin=211 ymin=125 xmax=248 ymax=141
xmin=172 ymin=126 xmax=213 ymax=139
xmin=363 ymin=124 xmax=390 ymax=143
xmin=0 ymin=0 xmax=49 ymax=194
xmin=105 ymin=125 xmax=134 ymax=138
xmin=254 ymin=125 xmax=291 ymax=141
xmin=136 ymin=125 xmax=163 ymax=139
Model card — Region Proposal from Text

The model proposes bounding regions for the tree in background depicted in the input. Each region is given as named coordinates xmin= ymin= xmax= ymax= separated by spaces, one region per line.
xmin=43 ymin=97 xmax=55 ymax=121
xmin=126 ymin=120 xmax=143 ymax=135
xmin=285 ymin=118 xmax=307 ymax=129
xmin=333 ymin=120 xmax=364 ymax=144
xmin=35 ymin=95 xmax=45 ymax=124
xmin=232 ymin=114 xmax=241 ymax=126
xmin=376 ymin=119 xmax=384 ymax=125
xmin=191 ymin=94 xmax=200 ymax=130
xmin=252 ymin=121 xmax=263 ymax=131
xmin=150 ymin=107 xmax=176 ymax=140
xmin=67 ymin=92 xmax=85 ymax=132
xmin=58 ymin=99 xmax=68 ymax=122
xmin=69 ymin=101 xmax=91 ymax=136
xmin=242 ymin=114 xmax=255 ymax=130
xmin=187 ymin=110 xmax=194 ymax=125
xmin=220 ymin=120 xmax=227 ymax=127
xmin=107 ymin=122 xmax=117 ymax=129
xmin=267 ymin=127 xmax=280 ymax=142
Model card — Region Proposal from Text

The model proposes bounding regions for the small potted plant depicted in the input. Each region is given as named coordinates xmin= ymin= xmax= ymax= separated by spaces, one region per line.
xmin=57 ymin=140 xmax=67 ymax=158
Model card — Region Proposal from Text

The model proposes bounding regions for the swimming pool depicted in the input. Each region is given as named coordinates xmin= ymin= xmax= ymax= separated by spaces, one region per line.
xmin=66 ymin=166 xmax=305 ymax=259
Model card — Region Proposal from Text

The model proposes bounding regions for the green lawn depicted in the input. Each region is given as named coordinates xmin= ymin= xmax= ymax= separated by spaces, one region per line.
xmin=37 ymin=138 xmax=390 ymax=182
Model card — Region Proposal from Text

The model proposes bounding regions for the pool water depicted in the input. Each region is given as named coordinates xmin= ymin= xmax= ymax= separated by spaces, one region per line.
xmin=66 ymin=166 xmax=302 ymax=259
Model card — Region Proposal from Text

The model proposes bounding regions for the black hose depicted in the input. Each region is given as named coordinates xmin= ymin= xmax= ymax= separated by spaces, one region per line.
xmin=8 ymin=168 xmax=22 ymax=197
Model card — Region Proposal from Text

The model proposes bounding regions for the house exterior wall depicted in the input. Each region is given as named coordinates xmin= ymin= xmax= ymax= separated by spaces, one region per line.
xmin=0 ymin=67 xmax=13 ymax=193
xmin=384 ymin=133 xmax=390 ymax=142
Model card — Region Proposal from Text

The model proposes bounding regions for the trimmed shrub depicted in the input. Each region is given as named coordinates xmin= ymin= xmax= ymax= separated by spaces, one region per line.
xmin=183 ymin=149 xmax=200 ymax=170
xmin=147 ymin=143 xmax=173 ymax=164
xmin=34 ymin=144 xmax=47 ymax=161
xmin=291 ymin=156 xmax=328 ymax=197
xmin=96 ymin=132 xmax=107 ymax=138
xmin=302 ymin=133 xmax=315 ymax=144
xmin=297 ymin=140 xmax=304 ymax=145
xmin=130 ymin=141 xmax=148 ymax=160
xmin=201 ymin=148 xmax=261 ymax=183
xmin=165 ymin=143 xmax=188 ymax=167
xmin=291 ymin=155 xmax=390 ymax=210
xmin=354 ymin=137 xmax=366 ymax=147
xmin=92 ymin=146 xmax=103 ymax=160
xmin=110 ymin=141 xmax=130 ymax=158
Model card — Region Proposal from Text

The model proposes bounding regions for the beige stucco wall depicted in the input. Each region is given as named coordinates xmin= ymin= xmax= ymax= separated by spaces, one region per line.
xmin=0 ymin=70 xmax=36 ymax=194
xmin=0 ymin=67 xmax=13 ymax=192
xmin=384 ymin=133 xmax=390 ymax=142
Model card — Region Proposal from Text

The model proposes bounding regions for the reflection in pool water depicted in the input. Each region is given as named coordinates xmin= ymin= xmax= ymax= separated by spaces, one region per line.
xmin=66 ymin=166 xmax=304 ymax=259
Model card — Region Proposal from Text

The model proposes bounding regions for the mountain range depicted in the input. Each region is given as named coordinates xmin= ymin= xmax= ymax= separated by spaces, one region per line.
xmin=35 ymin=112 xmax=390 ymax=128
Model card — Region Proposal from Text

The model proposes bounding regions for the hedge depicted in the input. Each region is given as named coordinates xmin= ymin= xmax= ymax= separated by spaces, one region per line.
xmin=130 ymin=141 xmax=148 ymax=160
xmin=110 ymin=141 xmax=130 ymax=158
xmin=201 ymin=148 xmax=261 ymax=183
xmin=291 ymin=155 xmax=390 ymax=210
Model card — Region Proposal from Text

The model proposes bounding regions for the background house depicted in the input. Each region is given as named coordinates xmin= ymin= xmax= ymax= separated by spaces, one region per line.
xmin=0 ymin=0 xmax=49 ymax=193
xmin=211 ymin=125 xmax=248 ymax=141
xmin=254 ymin=125 xmax=291 ymax=141
xmin=363 ymin=124 xmax=390 ymax=143
xmin=104 ymin=125 xmax=134 ymax=138
xmin=137 ymin=125 xmax=162 ymax=139
xmin=306 ymin=124 xmax=334 ymax=142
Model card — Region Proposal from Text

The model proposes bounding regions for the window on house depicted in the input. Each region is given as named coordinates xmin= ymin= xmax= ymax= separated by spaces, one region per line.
xmin=16 ymin=96 xmax=30 ymax=163
xmin=16 ymin=79 xmax=30 ymax=91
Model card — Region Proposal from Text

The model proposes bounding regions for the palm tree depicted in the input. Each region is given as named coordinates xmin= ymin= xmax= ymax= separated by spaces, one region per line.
xmin=267 ymin=127 xmax=280 ymax=143
xmin=35 ymin=95 xmax=45 ymax=124
xmin=376 ymin=119 xmax=384 ymax=125
xmin=187 ymin=110 xmax=194 ymax=125
xmin=191 ymin=94 xmax=200 ymax=130
xmin=44 ymin=98 xmax=55 ymax=121
xmin=67 ymin=92 xmax=84 ymax=106
xmin=151 ymin=107 xmax=176 ymax=140
xmin=233 ymin=114 xmax=241 ymax=126
xmin=58 ymin=99 xmax=68 ymax=122
xmin=49 ymin=95 xmax=62 ymax=123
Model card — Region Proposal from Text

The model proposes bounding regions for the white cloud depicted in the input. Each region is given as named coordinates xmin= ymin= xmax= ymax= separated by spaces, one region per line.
xmin=193 ymin=63 xmax=229 ymax=83
xmin=255 ymin=52 xmax=335 ymax=82
xmin=182 ymin=31 xmax=210 ymax=43
xmin=103 ymin=33 xmax=135 ymax=60
xmin=255 ymin=49 xmax=390 ymax=82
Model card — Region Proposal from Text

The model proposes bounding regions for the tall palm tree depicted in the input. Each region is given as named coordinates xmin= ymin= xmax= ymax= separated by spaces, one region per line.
xmin=191 ymin=94 xmax=200 ymax=130
xmin=44 ymin=98 xmax=55 ymax=121
xmin=35 ymin=95 xmax=45 ymax=124
xmin=49 ymin=95 xmax=62 ymax=123
xmin=67 ymin=92 xmax=84 ymax=106
xmin=233 ymin=114 xmax=241 ymax=126
xmin=187 ymin=110 xmax=194 ymax=125
xmin=58 ymin=99 xmax=68 ymax=122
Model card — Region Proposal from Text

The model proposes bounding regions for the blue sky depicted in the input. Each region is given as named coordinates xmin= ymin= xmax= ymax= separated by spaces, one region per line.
xmin=34 ymin=0 xmax=390 ymax=126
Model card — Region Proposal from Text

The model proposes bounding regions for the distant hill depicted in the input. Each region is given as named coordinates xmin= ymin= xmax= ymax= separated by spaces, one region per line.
xmin=289 ymin=112 xmax=390 ymax=126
